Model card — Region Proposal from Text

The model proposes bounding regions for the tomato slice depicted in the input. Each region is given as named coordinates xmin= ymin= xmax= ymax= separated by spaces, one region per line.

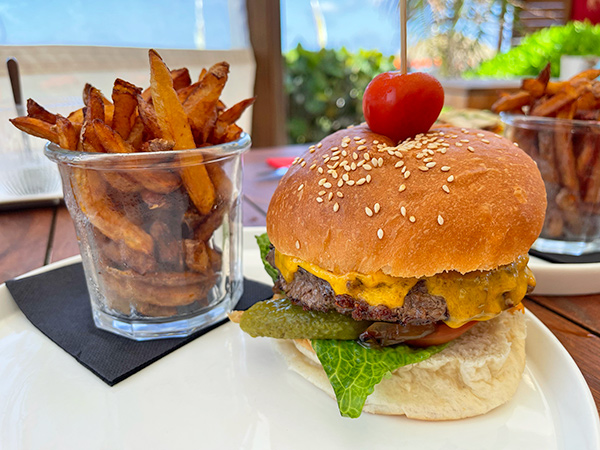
xmin=407 ymin=321 xmax=477 ymax=347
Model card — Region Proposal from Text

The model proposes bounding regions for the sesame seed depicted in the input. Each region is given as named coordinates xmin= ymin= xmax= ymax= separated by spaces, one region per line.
xmin=423 ymin=157 xmax=433 ymax=163
xmin=419 ymin=166 xmax=429 ymax=172
xmin=342 ymin=150 xmax=348 ymax=157
xmin=481 ymin=139 xmax=490 ymax=144
xmin=460 ymin=139 xmax=469 ymax=143
xmin=514 ymin=142 xmax=519 ymax=147
xmin=342 ymin=173 xmax=349 ymax=181
xmin=404 ymin=171 xmax=411 ymax=179
xmin=331 ymin=171 xmax=338 ymax=179
xmin=401 ymin=166 xmax=407 ymax=173
xmin=363 ymin=164 xmax=372 ymax=171
xmin=377 ymin=228 xmax=384 ymax=239
xmin=357 ymin=160 xmax=365 ymax=167
xmin=357 ymin=145 xmax=367 ymax=151
xmin=301 ymin=161 xmax=306 ymax=167
xmin=467 ymin=146 xmax=475 ymax=152
xmin=455 ymin=142 xmax=463 ymax=147
xmin=399 ymin=184 xmax=406 ymax=192
xmin=346 ymin=180 xmax=355 ymax=186
xmin=426 ymin=162 xmax=436 ymax=168
xmin=316 ymin=197 xmax=323 ymax=203
xmin=310 ymin=163 xmax=316 ymax=170
xmin=298 ymin=184 xmax=304 ymax=191
xmin=318 ymin=178 xmax=327 ymax=186
xmin=378 ymin=157 xmax=383 ymax=166
xmin=364 ymin=153 xmax=371 ymax=161
xmin=351 ymin=162 xmax=357 ymax=170
xmin=357 ymin=178 xmax=366 ymax=185
xmin=447 ymin=175 xmax=454 ymax=182
xmin=442 ymin=185 xmax=450 ymax=193
xmin=330 ymin=156 xmax=339 ymax=161
xmin=323 ymin=182 xmax=332 ymax=188
xmin=409 ymin=216 xmax=416 ymax=223
xmin=477 ymin=133 xmax=484 ymax=137
xmin=341 ymin=142 xmax=349 ymax=148
xmin=319 ymin=190 xmax=326 ymax=195
xmin=365 ymin=207 xmax=373 ymax=217
xmin=309 ymin=145 xmax=315 ymax=150
xmin=317 ymin=142 xmax=323 ymax=148
xmin=401 ymin=206 xmax=406 ymax=217
xmin=395 ymin=161 xmax=404 ymax=168
xmin=309 ymin=148 xmax=316 ymax=153
xmin=374 ymin=203 xmax=380 ymax=213
xmin=344 ymin=165 xmax=351 ymax=172
xmin=438 ymin=215 xmax=444 ymax=225
xmin=372 ymin=159 xmax=378 ymax=168
xmin=337 ymin=179 xmax=344 ymax=187
xmin=441 ymin=166 xmax=450 ymax=172
xmin=366 ymin=174 xmax=372 ymax=183
xmin=373 ymin=140 xmax=379 ymax=144
xmin=318 ymin=167 xmax=324 ymax=174
xmin=328 ymin=192 xmax=334 ymax=201
xmin=295 ymin=240 xmax=300 ymax=249
xmin=332 ymin=150 xmax=341 ymax=156
xmin=416 ymin=153 xmax=424 ymax=159
xmin=337 ymin=191 xmax=344 ymax=198
xmin=333 ymin=202 xmax=340 ymax=212
xmin=353 ymin=152 xmax=358 ymax=160
xmin=353 ymin=136 xmax=361 ymax=141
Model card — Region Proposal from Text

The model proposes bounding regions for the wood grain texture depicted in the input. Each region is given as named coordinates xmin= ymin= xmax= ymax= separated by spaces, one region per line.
xmin=524 ymin=299 xmax=600 ymax=412
xmin=49 ymin=205 xmax=79 ymax=263
xmin=529 ymin=294 xmax=600 ymax=335
xmin=0 ymin=208 xmax=54 ymax=283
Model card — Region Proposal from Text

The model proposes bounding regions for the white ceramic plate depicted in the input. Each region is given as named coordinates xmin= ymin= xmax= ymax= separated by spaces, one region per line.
xmin=529 ymin=255 xmax=600 ymax=296
xmin=0 ymin=226 xmax=598 ymax=449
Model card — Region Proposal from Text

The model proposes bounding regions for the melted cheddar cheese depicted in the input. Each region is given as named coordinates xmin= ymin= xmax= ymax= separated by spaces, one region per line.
xmin=274 ymin=251 xmax=535 ymax=328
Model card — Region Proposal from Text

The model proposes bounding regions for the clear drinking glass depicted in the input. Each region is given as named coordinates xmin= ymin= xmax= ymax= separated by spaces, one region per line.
xmin=503 ymin=113 xmax=600 ymax=255
xmin=45 ymin=133 xmax=250 ymax=340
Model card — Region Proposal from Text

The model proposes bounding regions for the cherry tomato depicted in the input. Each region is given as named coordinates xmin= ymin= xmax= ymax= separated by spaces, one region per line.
xmin=362 ymin=71 xmax=444 ymax=143
xmin=407 ymin=321 xmax=477 ymax=347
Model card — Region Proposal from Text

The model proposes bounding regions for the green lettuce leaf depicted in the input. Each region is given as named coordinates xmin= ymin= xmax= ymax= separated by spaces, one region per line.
xmin=256 ymin=233 xmax=279 ymax=283
xmin=312 ymin=339 xmax=447 ymax=418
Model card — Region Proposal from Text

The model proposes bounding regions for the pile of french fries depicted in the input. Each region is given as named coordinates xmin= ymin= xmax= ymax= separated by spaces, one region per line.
xmin=492 ymin=64 xmax=600 ymax=241
xmin=10 ymin=49 xmax=254 ymax=317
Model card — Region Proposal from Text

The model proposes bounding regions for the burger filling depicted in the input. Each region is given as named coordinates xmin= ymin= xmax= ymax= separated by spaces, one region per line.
xmin=262 ymin=246 xmax=534 ymax=347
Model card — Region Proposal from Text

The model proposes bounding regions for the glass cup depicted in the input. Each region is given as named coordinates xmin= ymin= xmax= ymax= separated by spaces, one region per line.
xmin=502 ymin=113 xmax=600 ymax=255
xmin=45 ymin=133 xmax=251 ymax=340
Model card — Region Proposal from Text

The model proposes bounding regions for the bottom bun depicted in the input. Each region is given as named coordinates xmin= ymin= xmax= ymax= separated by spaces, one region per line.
xmin=276 ymin=310 xmax=527 ymax=420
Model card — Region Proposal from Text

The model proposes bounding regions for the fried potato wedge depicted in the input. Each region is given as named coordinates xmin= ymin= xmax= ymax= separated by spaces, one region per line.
xmin=148 ymin=49 xmax=215 ymax=214
xmin=54 ymin=115 xmax=79 ymax=150
xmin=10 ymin=116 xmax=59 ymax=143
xmin=111 ymin=78 xmax=142 ymax=139
xmin=26 ymin=99 xmax=58 ymax=124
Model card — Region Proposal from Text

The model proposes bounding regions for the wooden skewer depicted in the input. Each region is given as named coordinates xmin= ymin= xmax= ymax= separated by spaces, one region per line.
xmin=400 ymin=0 xmax=407 ymax=75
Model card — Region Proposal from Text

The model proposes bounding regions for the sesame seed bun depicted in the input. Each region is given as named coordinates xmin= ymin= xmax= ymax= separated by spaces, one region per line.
xmin=266 ymin=124 xmax=546 ymax=277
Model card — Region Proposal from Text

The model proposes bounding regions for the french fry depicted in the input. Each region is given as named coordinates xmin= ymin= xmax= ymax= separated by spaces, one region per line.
xmin=140 ymin=138 xmax=175 ymax=152
xmin=136 ymin=94 xmax=162 ymax=139
xmin=79 ymin=113 xmax=105 ymax=153
xmin=9 ymin=116 xmax=59 ymax=143
xmin=210 ymin=97 xmax=255 ymax=142
xmin=521 ymin=63 xmax=550 ymax=98
xmin=26 ymin=99 xmax=58 ymax=124
xmin=111 ymin=78 xmax=142 ymax=139
xmin=91 ymin=119 xmax=136 ymax=153
xmin=491 ymin=91 xmax=531 ymax=113
xmin=73 ymin=169 xmax=154 ymax=255
xmin=183 ymin=61 xmax=229 ymax=143
xmin=184 ymin=239 xmax=211 ymax=273
xmin=171 ymin=68 xmax=192 ymax=91
xmin=531 ymin=83 xmax=589 ymax=117
xmin=148 ymin=49 xmax=215 ymax=214
xmin=67 ymin=108 xmax=84 ymax=125
xmin=54 ymin=115 xmax=78 ymax=150
xmin=126 ymin=117 xmax=144 ymax=150
xmin=150 ymin=220 xmax=184 ymax=268
xmin=97 ymin=233 xmax=158 ymax=275
xmin=553 ymin=102 xmax=579 ymax=192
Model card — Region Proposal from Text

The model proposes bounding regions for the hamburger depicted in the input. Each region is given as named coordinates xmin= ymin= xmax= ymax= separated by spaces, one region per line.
xmin=234 ymin=123 xmax=546 ymax=420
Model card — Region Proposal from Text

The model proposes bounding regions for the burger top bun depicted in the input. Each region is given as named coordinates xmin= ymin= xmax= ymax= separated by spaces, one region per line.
xmin=267 ymin=124 xmax=546 ymax=277
xmin=277 ymin=309 xmax=527 ymax=421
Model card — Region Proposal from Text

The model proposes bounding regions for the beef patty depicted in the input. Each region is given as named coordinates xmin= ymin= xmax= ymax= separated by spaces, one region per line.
xmin=268 ymin=248 xmax=448 ymax=325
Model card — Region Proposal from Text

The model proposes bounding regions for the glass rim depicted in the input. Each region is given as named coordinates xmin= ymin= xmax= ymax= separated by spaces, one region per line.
xmin=500 ymin=112 xmax=600 ymax=132
xmin=44 ymin=132 xmax=251 ymax=169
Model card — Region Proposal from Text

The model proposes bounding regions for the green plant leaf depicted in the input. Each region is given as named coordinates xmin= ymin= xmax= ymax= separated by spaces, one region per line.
xmin=312 ymin=339 xmax=447 ymax=418
xmin=255 ymin=233 xmax=278 ymax=283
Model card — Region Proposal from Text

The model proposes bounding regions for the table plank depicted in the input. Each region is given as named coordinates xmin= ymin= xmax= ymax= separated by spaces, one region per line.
xmin=524 ymin=299 xmax=600 ymax=411
xmin=243 ymin=145 xmax=306 ymax=214
xmin=49 ymin=205 xmax=79 ymax=263
xmin=529 ymin=294 xmax=600 ymax=336
xmin=0 ymin=207 xmax=54 ymax=283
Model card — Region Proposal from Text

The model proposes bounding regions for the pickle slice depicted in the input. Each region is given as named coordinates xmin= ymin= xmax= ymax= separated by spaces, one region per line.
xmin=240 ymin=298 xmax=371 ymax=340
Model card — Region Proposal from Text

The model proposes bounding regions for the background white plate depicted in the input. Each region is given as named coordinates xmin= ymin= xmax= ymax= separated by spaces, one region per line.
xmin=529 ymin=255 xmax=600 ymax=296
xmin=0 ymin=226 xmax=598 ymax=449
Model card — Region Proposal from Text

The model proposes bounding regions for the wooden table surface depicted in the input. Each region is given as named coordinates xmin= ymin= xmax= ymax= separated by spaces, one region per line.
xmin=1 ymin=145 xmax=600 ymax=416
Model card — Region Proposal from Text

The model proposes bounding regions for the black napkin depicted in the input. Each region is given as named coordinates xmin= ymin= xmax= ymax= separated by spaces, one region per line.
xmin=5 ymin=263 xmax=273 ymax=386
xmin=529 ymin=249 xmax=600 ymax=264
